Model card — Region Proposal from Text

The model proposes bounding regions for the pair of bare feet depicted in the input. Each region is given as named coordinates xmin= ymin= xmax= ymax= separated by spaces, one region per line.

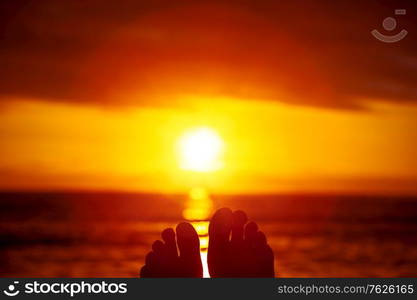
xmin=140 ymin=208 xmax=275 ymax=277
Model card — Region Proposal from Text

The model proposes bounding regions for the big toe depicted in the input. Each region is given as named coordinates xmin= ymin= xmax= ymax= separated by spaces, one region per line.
xmin=176 ymin=222 xmax=203 ymax=277
xmin=209 ymin=208 xmax=233 ymax=244
xmin=208 ymin=207 xmax=233 ymax=277
xmin=176 ymin=222 xmax=200 ymax=256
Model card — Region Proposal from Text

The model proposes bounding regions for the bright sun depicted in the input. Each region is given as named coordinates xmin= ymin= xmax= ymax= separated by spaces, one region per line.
xmin=178 ymin=127 xmax=224 ymax=172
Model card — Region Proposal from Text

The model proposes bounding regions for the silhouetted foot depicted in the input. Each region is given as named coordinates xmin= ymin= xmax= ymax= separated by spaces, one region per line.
xmin=208 ymin=208 xmax=275 ymax=277
xmin=140 ymin=222 xmax=203 ymax=277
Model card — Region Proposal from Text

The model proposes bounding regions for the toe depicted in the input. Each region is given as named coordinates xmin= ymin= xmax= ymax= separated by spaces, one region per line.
xmin=152 ymin=240 xmax=165 ymax=255
xmin=244 ymin=221 xmax=258 ymax=246
xmin=231 ymin=210 xmax=247 ymax=245
xmin=176 ymin=222 xmax=203 ymax=277
xmin=208 ymin=208 xmax=233 ymax=277
xmin=161 ymin=228 xmax=177 ymax=258
xmin=263 ymin=245 xmax=275 ymax=277
xmin=255 ymin=231 xmax=267 ymax=246
xmin=140 ymin=265 xmax=150 ymax=277
xmin=253 ymin=231 xmax=275 ymax=277
xmin=209 ymin=207 xmax=233 ymax=243
xmin=145 ymin=251 xmax=157 ymax=265
xmin=176 ymin=222 xmax=200 ymax=256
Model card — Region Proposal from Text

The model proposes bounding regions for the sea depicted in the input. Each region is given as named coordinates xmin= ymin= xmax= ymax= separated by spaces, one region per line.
xmin=1 ymin=192 xmax=416 ymax=277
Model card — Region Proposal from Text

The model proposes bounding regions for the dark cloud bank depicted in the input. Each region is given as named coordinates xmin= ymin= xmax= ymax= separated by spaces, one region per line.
xmin=0 ymin=0 xmax=416 ymax=109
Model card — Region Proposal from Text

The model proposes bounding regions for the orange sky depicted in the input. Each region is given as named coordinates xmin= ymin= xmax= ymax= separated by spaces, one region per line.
xmin=1 ymin=97 xmax=417 ymax=195
xmin=0 ymin=1 xmax=417 ymax=195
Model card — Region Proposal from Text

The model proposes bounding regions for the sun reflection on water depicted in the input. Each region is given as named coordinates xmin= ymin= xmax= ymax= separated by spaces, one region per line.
xmin=182 ymin=187 xmax=212 ymax=278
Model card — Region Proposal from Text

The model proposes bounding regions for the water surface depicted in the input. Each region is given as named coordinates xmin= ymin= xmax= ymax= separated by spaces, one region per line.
xmin=1 ymin=192 xmax=416 ymax=277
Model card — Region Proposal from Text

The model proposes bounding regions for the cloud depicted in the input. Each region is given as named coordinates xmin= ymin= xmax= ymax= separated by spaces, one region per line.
xmin=0 ymin=0 xmax=416 ymax=109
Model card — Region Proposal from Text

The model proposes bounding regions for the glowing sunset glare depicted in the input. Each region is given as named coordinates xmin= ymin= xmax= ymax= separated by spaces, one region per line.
xmin=178 ymin=127 xmax=224 ymax=172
